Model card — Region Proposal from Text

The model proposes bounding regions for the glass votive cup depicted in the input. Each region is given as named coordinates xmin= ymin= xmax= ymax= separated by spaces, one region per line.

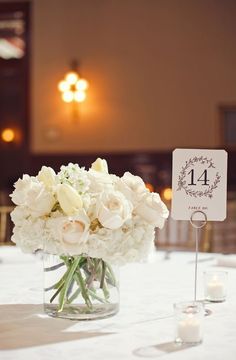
xmin=174 ymin=301 xmax=204 ymax=345
xmin=204 ymin=271 xmax=228 ymax=302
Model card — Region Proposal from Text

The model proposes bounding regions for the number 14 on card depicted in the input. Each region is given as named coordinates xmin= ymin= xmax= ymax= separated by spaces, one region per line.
xmin=171 ymin=149 xmax=227 ymax=221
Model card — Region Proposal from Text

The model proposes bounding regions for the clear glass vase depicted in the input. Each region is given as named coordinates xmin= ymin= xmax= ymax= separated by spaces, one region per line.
xmin=43 ymin=253 xmax=119 ymax=320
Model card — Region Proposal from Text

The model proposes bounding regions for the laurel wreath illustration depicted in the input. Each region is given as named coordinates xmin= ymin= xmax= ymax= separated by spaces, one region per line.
xmin=177 ymin=156 xmax=221 ymax=199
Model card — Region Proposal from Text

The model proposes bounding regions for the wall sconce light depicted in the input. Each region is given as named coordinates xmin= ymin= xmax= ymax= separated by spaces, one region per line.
xmin=1 ymin=127 xmax=15 ymax=143
xmin=0 ymin=126 xmax=22 ymax=145
xmin=58 ymin=60 xmax=89 ymax=104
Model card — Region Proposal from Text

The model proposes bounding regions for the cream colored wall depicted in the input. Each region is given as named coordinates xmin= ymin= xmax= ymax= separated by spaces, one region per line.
xmin=31 ymin=0 xmax=236 ymax=153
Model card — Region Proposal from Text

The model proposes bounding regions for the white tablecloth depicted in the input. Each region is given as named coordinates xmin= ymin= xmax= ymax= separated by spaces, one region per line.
xmin=0 ymin=246 xmax=236 ymax=360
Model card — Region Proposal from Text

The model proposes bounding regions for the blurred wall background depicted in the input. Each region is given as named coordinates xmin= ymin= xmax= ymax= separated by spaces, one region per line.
xmin=31 ymin=0 xmax=236 ymax=154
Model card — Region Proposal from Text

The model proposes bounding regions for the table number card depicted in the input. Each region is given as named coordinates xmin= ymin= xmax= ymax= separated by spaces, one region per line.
xmin=171 ymin=149 xmax=228 ymax=221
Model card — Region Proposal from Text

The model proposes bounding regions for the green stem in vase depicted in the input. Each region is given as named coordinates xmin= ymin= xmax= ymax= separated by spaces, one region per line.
xmin=58 ymin=256 xmax=81 ymax=312
xmin=102 ymin=278 xmax=110 ymax=300
xmin=86 ymin=258 xmax=101 ymax=287
xmin=106 ymin=263 xmax=117 ymax=287
xmin=67 ymin=287 xmax=81 ymax=304
xmin=47 ymin=266 xmax=71 ymax=293
xmin=100 ymin=261 xmax=106 ymax=289
xmin=50 ymin=281 xmax=65 ymax=303
xmin=47 ymin=255 xmax=117 ymax=313
xmin=87 ymin=288 xmax=108 ymax=304
xmin=74 ymin=270 xmax=93 ymax=309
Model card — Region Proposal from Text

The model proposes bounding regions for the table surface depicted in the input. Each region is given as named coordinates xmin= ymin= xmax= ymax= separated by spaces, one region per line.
xmin=0 ymin=246 xmax=236 ymax=360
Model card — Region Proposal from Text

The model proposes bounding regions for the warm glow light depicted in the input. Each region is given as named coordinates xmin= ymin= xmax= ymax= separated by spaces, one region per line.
xmin=58 ymin=80 xmax=70 ymax=92
xmin=145 ymin=183 xmax=154 ymax=192
xmin=58 ymin=67 xmax=88 ymax=105
xmin=1 ymin=128 xmax=15 ymax=142
xmin=163 ymin=187 xmax=172 ymax=201
xmin=62 ymin=91 xmax=74 ymax=103
xmin=76 ymin=79 xmax=89 ymax=91
xmin=65 ymin=71 xmax=78 ymax=85
xmin=74 ymin=91 xmax=86 ymax=102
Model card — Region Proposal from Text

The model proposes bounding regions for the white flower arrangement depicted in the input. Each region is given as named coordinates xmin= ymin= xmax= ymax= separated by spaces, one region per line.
xmin=11 ymin=158 xmax=169 ymax=265
xmin=10 ymin=158 xmax=169 ymax=316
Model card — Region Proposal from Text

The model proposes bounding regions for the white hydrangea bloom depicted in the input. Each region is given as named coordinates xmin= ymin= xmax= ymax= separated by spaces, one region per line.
xmin=11 ymin=217 xmax=45 ymax=253
xmin=57 ymin=163 xmax=90 ymax=194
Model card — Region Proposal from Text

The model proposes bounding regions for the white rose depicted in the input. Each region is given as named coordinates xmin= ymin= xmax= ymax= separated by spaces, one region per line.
xmin=96 ymin=191 xmax=133 ymax=229
xmin=57 ymin=183 xmax=83 ymax=215
xmin=88 ymin=169 xmax=113 ymax=193
xmin=37 ymin=166 xmax=56 ymax=188
xmin=135 ymin=192 xmax=169 ymax=228
xmin=117 ymin=172 xmax=148 ymax=206
xmin=27 ymin=185 xmax=55 ymax=217
xmin=61 ymin=211 xmax=90 ymax=254
xmin=91 ymin=158 xmax=108 ymax=173
xmin=11 ymin=175 xmax=55 ymax=217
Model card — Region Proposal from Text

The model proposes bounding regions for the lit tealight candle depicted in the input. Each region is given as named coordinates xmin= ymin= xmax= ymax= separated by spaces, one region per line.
xmin=204 ymin=271 xmax=227 ymax=302
xmin=177 ymin=314 xmax=202 ymax=343
xmin=174 ymin=302 xmax=204 ymax=345
xmin=207 ymin=276 xmax=224 ymax=300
